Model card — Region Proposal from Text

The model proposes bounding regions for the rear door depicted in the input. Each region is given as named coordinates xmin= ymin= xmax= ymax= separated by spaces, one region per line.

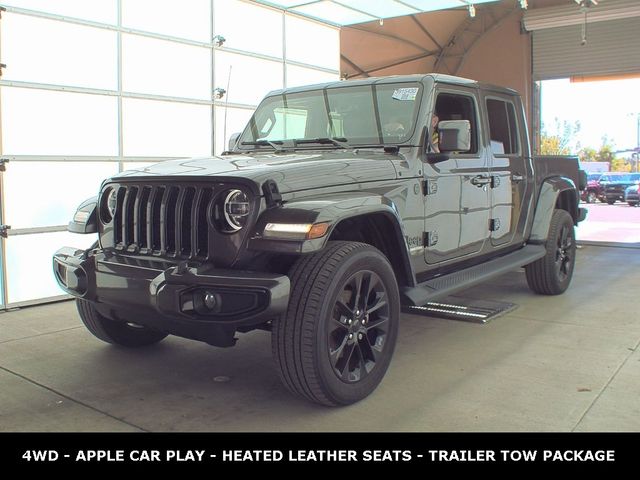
xmin=484 ymin=95 xmax=532 ymax=247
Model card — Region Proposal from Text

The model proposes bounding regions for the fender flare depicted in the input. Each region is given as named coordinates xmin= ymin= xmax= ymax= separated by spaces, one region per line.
xmin=529 ymin=177 xmax=578 ymax=243
xmin=248 ymin=192 xmax=416 ymax=286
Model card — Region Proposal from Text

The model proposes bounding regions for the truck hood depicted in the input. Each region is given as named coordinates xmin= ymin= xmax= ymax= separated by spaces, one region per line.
xmin=114 ymin=151 xmax=399 ymax=194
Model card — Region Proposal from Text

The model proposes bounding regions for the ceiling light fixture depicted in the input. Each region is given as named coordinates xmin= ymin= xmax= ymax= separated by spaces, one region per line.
xmin=520 ymin=0 xmax=528 ymax=9
xmin=468 ymin=4 xmax=476 ymax=18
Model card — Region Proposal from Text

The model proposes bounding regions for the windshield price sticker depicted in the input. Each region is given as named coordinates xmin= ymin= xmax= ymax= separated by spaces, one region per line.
xmin=392 ymin=87 xmax=419 ymax=101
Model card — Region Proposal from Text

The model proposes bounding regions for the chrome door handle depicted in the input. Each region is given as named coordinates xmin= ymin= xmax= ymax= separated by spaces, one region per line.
xmin=512 ymin=173 xmax=524 ymax=182
xmin=471 ymin=175 xmax=491 ymax=186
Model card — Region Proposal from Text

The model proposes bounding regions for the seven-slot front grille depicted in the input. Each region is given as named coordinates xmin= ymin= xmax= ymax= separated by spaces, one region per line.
xmin=111 ymin=184 xmax=213 ymax=258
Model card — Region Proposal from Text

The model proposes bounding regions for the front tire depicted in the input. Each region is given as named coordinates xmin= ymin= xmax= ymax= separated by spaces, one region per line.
xmin=525 ymin=209 xmax=576 ymax=295
xmin=76 ymin=299 xmax=167 ymax=347
xmin=272 ymin=241 xmax=400 ymax=406
xmin=586 ymin=191 xmax=596 ymax=203
xmin=606 ymin=198 xmax=616 ymax=205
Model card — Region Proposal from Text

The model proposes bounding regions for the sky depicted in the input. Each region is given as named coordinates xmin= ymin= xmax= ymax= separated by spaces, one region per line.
xmin=541 ymin=77 xmax=640 ymax=155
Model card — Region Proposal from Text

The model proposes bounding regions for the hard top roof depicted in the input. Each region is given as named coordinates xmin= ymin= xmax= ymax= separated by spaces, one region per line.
xmin=266 ymin=73 xmax=519 ymax=97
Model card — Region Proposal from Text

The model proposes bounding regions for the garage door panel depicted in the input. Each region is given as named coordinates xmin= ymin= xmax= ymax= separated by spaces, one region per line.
xmin=533 ymin=17 xmax=640 ymax=80
xmin=3 ymin=162 xmax=118 ymax=230
xmin=0 ymin=87 xmax=118 ymax=156
xmin=5 ymin=231 xmax=97 ymax=304
xmin=1 ymin=13 xmax=117 ymax=90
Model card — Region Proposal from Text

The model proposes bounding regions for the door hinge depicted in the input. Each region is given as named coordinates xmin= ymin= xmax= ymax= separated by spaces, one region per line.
xmin=422 ymin=179 xmax=438 ymax=195
xmin=0 ymin=158 xmax=9 ymax=172
xmin=489 ymin=218 xmax=501 ymax=232
xmin=0 ymin=6 xmax=5 ymax=19
xmin=0 ymin=63 xmax=6 ymax=78
xmin=0 ymin=225 xmax=11 ymax=238
xmin=423 ymin=231 xmax=438 ymax=247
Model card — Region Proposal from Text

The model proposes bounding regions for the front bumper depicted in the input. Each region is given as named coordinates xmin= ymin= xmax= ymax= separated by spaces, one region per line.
xmin=53 ymin=247 xmax=290 ymax=347
xmin=605 ymin=189 xmax=626 ymax=200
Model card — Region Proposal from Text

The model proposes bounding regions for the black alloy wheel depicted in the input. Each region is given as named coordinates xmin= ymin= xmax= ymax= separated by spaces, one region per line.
xmin=525 ymin=209 xmax=576 ymax=295
xmin=328 ymin=270 xmax=390 ymax=383
xmin=555 ymin=223 xmax=574 ymax=283
xmin=272 ymin=241 xmax=400 ymax=406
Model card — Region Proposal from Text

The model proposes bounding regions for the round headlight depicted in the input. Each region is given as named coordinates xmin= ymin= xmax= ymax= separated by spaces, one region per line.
xmin=107 ymin=189 xmax=118 ymax=217
xmin=223 ymin=189 xmax=250 ymax=232
xmin=100 ymin=187 xmax=118 ymax=223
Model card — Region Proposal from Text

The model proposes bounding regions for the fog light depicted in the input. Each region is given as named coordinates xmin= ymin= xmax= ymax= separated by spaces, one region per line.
xmin=204 ymin=291 xmax=218 ymax=310
xmin=192 ymin=290 xmax=222 ymax=314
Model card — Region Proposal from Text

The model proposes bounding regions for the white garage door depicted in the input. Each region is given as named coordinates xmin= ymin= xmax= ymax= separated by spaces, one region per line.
xmin=0 ymin=0 xmax=339 ymax=307
xmin=524 ymin=0 xmax=640 ymax=80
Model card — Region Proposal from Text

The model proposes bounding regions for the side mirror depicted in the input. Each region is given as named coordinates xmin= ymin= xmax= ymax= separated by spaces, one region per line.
xmin=425 ymin=153 xmax=450 ymax=164
xmin=439 ymin=120 xmax=471 ymax=152
xmin=228 ymin=132 xmax=241 ymax=151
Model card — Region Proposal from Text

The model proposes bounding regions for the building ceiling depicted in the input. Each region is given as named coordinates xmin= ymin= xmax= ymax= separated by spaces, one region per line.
xmin=252 ymin=0 xmax=501 ymax=26
xmin=340 ymin=1 xmax=521 ymax=79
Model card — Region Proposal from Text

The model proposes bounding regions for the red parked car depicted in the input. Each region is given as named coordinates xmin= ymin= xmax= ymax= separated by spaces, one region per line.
xmin=581 ymin=173 xmax=605 ymax=203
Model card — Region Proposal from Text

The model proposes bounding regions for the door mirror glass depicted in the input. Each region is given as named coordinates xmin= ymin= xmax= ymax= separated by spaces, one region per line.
xmin=439 ymin=120 xmax=471 ymax=152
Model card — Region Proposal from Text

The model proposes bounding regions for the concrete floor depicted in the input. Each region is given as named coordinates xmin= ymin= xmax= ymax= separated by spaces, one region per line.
xmin=1 ymin=245 xmax=639 ymax=432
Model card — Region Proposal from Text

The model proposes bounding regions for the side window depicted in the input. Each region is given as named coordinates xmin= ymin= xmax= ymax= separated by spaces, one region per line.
xmin=486 ymin=98 xmax=520 ymax=155
xmin=434 ymin=92 xmax=479 ymax=154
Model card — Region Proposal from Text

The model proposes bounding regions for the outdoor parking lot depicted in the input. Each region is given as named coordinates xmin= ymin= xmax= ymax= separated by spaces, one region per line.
xmin=576 ymin=201 xmax=640 ymax=244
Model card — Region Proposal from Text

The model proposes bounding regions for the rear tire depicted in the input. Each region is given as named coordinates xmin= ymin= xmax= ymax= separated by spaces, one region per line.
xmin=272 ymin=241 xmax=400 ymax=406
xmin=525 ymin=209 xmax=576 ymax=295
xmin=628 ymin=202 xmax=638 ymax=207
xmin=76 ymin=299 xmax=167 ymax=347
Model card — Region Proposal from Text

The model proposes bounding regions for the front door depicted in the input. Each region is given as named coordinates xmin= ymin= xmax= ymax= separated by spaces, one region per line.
xmin=424 ymin=89 xmax=491 ymax=265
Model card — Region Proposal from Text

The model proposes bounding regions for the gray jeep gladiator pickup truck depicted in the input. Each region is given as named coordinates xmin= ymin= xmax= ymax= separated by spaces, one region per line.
xmin=54 ymin=74 xmax=587 ymax=406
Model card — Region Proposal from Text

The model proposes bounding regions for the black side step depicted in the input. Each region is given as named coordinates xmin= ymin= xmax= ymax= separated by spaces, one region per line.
xmin=401 ymin=245 xmax=545 ymax=306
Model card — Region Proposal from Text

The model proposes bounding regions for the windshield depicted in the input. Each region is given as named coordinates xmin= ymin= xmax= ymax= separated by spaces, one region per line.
xmin=238 ymin=82 xmax=423 ymax=149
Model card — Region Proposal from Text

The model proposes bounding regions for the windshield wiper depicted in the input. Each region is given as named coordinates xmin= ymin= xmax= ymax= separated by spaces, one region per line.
xmin=293 ymin=137 xmax=351 ymax=149
xmin=241 ymin=140 xmax=287 ymax=152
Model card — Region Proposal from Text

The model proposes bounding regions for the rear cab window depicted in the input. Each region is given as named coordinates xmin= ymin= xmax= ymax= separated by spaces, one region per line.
xmin=485 ymin=97 xmax=520 ymax=156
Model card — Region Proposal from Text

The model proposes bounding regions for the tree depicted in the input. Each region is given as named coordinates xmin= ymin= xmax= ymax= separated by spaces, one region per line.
xmin=596 ymin=138 xmax=630 ymax=172
xmin=540 ymin=118 xmax=580 ymax=155
xmin=611 ymin=158 xmax=631 ymax=172
xmin=540 ymin=134 xmax=570 ymax=155
xmin=578 ymin=146 xmax=597 ymax=162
